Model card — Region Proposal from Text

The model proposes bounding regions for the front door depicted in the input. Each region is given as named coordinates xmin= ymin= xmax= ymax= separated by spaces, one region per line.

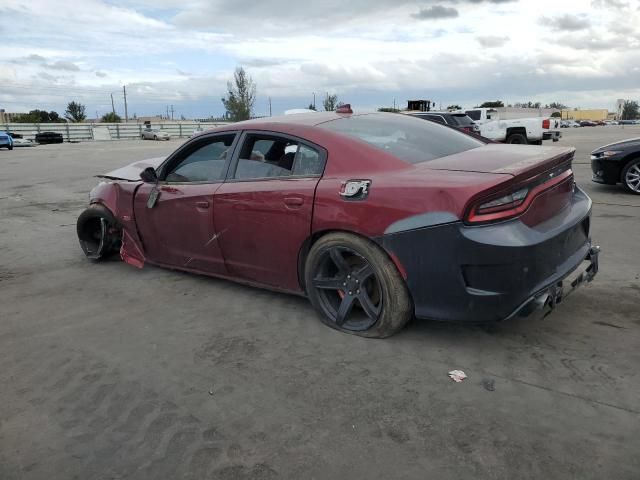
xmin=133 ymin=133 xmax=237 ymax=274
xmin=214 ymin=132 xmax=326 ymax=291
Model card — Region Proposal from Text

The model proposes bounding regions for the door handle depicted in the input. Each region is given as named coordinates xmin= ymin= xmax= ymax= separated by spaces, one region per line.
xmin=195 ymin=201 xmax=210 ymax=209
xmin=283 ymin=196 xmax=304 ymax=207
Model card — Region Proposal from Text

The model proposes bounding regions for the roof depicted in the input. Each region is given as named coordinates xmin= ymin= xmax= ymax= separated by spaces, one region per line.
xmin=234 ymin=111 xmax=357 ymax=128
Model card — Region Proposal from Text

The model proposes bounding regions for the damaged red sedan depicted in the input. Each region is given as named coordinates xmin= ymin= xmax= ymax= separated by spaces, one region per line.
xmin=77 ymin=110 xmax=599 ymax=338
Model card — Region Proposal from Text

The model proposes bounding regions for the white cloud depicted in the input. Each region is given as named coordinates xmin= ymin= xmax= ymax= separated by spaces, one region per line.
xmin=1 ymin=0 xmax=639 ymax=116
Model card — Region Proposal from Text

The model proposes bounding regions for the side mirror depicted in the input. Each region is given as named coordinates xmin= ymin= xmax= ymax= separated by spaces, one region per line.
xmin=140 ymin=166 xmax=158 ymax=183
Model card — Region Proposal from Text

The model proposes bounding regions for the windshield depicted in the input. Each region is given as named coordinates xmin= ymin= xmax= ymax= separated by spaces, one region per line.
xmin=465 ymin=110 xmax=481 ymax=121
xmin=318 ymin=113 xmax=485 ymax=164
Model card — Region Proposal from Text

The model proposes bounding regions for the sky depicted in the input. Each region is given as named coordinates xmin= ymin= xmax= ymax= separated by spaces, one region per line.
xmin=1 ymin=0 xmax=639 ymax=119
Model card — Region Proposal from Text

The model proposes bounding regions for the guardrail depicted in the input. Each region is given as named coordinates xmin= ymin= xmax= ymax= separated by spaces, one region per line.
xmin=0 ymin=121 xmax=231 ymax=142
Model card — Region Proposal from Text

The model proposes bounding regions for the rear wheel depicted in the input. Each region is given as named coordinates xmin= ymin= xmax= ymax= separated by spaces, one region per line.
xmin=76 ymin=204 xmax=122 ymax=260
xmin=507 ymin=133 xmax=527 ymax=144
xmin=621 ymin=158 xmax=640 ymax=194
xmin=304 ymin=233 xmax=413 ymax=338
xmin=154 ymin=135 xmax=158 ymax=140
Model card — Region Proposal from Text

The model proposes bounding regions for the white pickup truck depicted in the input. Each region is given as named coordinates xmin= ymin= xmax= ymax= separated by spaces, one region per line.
xmin=463 ymin=108 xmax=562 ymax=145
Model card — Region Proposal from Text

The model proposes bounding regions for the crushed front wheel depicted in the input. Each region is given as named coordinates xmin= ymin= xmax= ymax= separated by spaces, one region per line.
xmin=76 ymin=204 xmax=122 ymax=260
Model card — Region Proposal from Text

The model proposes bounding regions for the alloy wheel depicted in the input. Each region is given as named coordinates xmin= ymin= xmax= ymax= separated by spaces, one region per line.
xmin=625 ymin=164 xmax=640 ymax=193
xmin=311 ymin=247 xmax=382 ymax=331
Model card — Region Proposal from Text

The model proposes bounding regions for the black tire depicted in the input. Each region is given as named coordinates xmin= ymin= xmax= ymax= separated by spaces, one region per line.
xmin=154 ymin=135 xmax=158 ymax=140
xmin=141 ymin=134 xmax=145 ymax=140
xmin=8 ymin=145 xmax=13 ymax=150
xmin=621 ymin=158 xmax=640 ymax=195
xmin=529 ymin=140 xmax=543 ymax=146
xmin=507 ymin=133 xmax=528 ymax=144
xmin=304 ymin=232 xmax=413 ymax=338
xmin=76 ymin=204 xmax=122 ymax=261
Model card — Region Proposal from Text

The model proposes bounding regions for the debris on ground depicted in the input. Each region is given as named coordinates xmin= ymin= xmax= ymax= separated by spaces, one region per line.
xmin=482 ymin=379 xmax=495 ymax=391
xmin=448 ymin=370 xmax=467 ymax=383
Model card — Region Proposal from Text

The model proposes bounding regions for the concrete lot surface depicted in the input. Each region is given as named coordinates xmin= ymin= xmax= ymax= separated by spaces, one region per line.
xmin=1 ymin=127 xmax=639 ymax=479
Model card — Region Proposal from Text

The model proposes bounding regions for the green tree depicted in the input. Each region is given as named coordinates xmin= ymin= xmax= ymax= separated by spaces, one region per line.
xmin=547 ymin=102 xmax=567 ymax=110
xmin=323 ymin=93 xmax=338 ymax=111
xmin=479 ymin=100 xmax=504 ymax=108
xmin=65 ymin=101 xmax=87 ymax=122
xmin=447 ymin=104 xmax=462 ymax=111
xmin=377 ymin=107 xmax=400 ymax=113
xmin=621 ymin=100 xmax=639 ymax=120
xmin=101 ymin=112 xmax=121 ymax=123
xmin=307 ymin=103 xmax=317 ymax=111
xmin=551 ymin=112 xmax=561 ymax=118
xmin=13 ymin=109 xmax=64 ymax=123
xmin=514 ymin=101 xmax=541 ymax=109
xmin=221 ymin=67 xmax=256 ymax=121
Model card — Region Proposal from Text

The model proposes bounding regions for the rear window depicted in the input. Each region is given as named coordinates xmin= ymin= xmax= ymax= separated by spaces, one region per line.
xmin=465 ymin=110 xmax=481 ymax=121
xmin=450 ymin=114 xmax=475 ymax=126
xmin=318 ymin=113 xmax=484 ymax=164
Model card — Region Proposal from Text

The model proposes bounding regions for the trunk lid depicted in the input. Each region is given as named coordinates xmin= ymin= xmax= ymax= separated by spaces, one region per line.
xmin=422 ymin=144 xmax=574 ymax=180
xmin=96 ymin=157 xmax=165 ymax=181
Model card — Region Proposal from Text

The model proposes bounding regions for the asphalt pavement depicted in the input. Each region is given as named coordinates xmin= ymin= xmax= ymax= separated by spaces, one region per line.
xmin=1 ymin=127 xmax=639 ymax=479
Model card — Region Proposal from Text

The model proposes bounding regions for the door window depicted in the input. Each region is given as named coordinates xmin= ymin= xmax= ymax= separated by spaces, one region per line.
xmin=165 ymin=134 xmax=235 ymax=182
xmin=234 ymin=134 xmax=324 ymax=179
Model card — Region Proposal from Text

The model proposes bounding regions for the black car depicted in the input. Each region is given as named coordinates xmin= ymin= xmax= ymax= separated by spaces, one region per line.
xmin=591 ymin=138 xmax=640 ymax=194
xmin=580 ymin=121 xmax=597 ymax=127
xmin=408 ymin=112 xmax=480 ymax=135
xmin=35 ymin=132 xmax=64 ymax=144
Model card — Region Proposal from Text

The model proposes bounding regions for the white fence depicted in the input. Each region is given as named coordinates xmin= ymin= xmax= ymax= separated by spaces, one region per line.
xmin=1 ymin=121 xmax=231 ymax=142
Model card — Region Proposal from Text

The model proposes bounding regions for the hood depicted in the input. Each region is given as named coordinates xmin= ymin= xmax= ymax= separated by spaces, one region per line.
xmin=592 ymin=137 xmax=640 ymax=153
xmin=96 ymin=156 xmax=165 ymax=181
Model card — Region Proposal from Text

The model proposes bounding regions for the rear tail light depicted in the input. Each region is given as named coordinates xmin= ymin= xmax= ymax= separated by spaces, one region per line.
xmin=542 ymin=119 xmax=551 ymax=129
xmin=465 ymin=168 xmax=573 ymax=224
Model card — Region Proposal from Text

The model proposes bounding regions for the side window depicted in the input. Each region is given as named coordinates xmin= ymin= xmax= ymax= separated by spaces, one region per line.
xmin=233 ymin=134 xmax=322 ymax=179
xmin=165 ymin=134 xmax=235 ymax=182
xmin=292 ymin=144 xmax=324 ymax=176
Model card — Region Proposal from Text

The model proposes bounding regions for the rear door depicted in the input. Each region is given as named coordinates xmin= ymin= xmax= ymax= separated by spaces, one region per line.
xmin=213 ymin=131 xmax=326 ymax=291
xmin=133 ymin=132 xmax=238 ymax=273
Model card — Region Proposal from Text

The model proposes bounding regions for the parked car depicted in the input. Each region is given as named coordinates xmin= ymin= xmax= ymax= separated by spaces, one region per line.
xmin=463 ymin=108 xmax=561 ymax=145
xmin=580 ymin=121 xmax=597 ymax=127
xmin=591 ymin=137 xmax=640 ymax=194
xmin=35 ymin=132 xmax=64 ymax=144
xmin=407 ymin=112 xmax=480 ymax=135
xmin=77 ymin=110 xmax=599 ymax=338
xmin=7 ymin=131 xmax=23 ymax=139
xmin=141 ymin=129 xmax=170 ymax=141
xmin=0 ymin=131 xmax=14 ymax=150
xmin=560 ymin=120 xmax=580 ymax=128
xmin=12 ymin=138 xmax=35 ymax=147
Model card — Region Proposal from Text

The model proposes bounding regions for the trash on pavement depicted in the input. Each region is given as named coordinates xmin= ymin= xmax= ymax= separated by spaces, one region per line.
xmin=448 ymin=370 xmax=467 ymax=383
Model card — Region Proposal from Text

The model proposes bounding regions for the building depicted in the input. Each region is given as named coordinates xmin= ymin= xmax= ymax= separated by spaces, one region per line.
xmin=560 ymin=109 xmax=609 ymax=121
xmin=0 ymin=110 xmax=26 ymax=123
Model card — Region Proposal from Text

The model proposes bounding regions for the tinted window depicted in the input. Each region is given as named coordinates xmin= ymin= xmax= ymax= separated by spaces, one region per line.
xmin=318 ymin=113 xmax=484 ymax=164
xmin=450 ymin=114 xmax=475 ymax=126
xmin=234 ymin=134 xmax=325 ymax=179
xmin=465 ymin=110 xmax=481 ymax=121
xmin=166 ymin=134 xmax=235 ymax=182
xmin=413 ymin=114 xmax=446 ymax=125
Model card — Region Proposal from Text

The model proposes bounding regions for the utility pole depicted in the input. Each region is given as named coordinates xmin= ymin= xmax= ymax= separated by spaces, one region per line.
xmin=313 ymin=92 xmax=316 ymax=110
xmin=170 ymin=105 xmax=174 ymax=120
xmin=268 ymin=97 xmax=272 ymax=116
xmin=393 ymin=98 xmax=396 ymax=110
xmin=123 ymin=85 xmax=128 ymax=123
xmin=110 ymin=93 xmax=116 ymax=115
xmin=166 ymin=105 xmax=169 ymax=120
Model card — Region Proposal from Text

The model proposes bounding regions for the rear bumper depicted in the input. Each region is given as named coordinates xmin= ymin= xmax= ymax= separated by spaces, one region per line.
xmin=543 ymin=130 xmax=562 ymax=142
xmin=379 ymin=187 xmax=595 ymax=323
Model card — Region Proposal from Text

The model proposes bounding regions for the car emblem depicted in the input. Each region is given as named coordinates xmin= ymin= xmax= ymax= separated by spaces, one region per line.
xmin=339 ymin=180 xmax=371 ymax=200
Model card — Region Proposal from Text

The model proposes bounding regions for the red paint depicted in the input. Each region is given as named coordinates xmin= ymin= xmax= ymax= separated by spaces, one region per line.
xmin=213 ymin=177 xmax=318 ymax=290
xmin=88 ymin=112 xmax=577 ymax=294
